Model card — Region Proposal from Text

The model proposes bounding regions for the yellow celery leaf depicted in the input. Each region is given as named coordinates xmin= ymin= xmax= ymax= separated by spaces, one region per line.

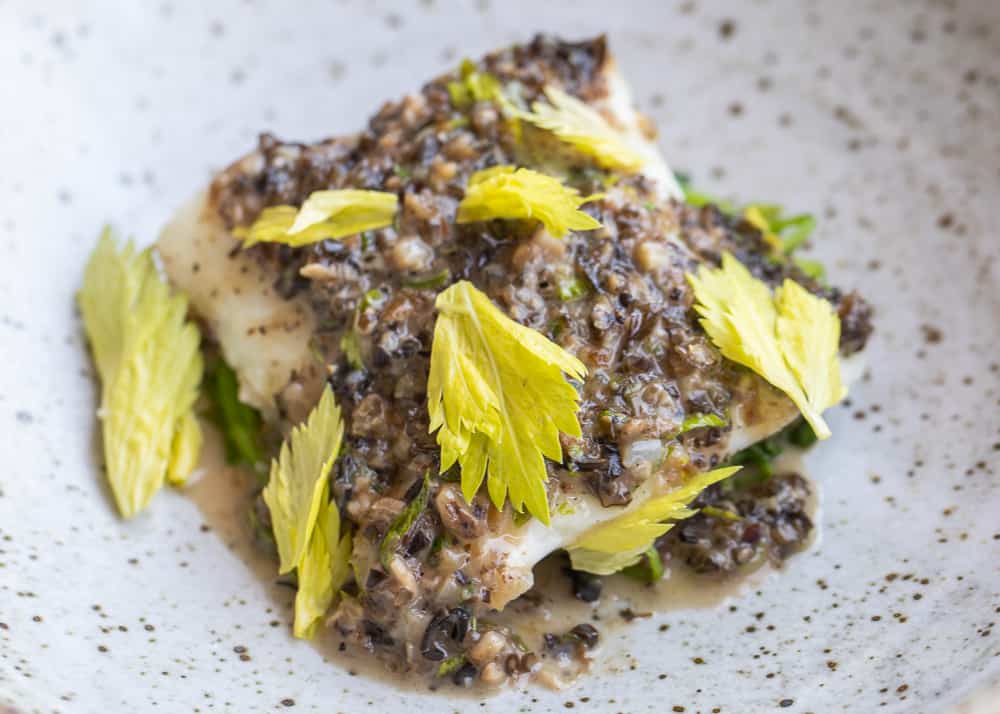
xmin=448 ymin=58 xmax=504 ymax=109
xmin=78 ymin=228 xmax=203 ymax=518
xmin=686 ymin=252 xmax=843 ymax=440
xmin=290 ymin=190 xmax=397 ymax=235
xmin=516 ymin=86 xmax=645 ymax=172
xmin=233 ymin=190 xmax=397 ymax=247
xmin=742 ymin=205 xmax=784 ymax=252
xmin=166 ymin=412 xmax=203 ymax=487
xmin=568 ymin=547 xmax=646 ymax=576
xmin=78 ymin=229 xmax=146 ymax=380
xmin=263 ymin=386 xmax=345 ymax=574
xmin=293 ymin=490 xmax=353 ymax=639
xmin=427 ymin=281 xmax=587 ymax=524
xmin=567 ymin=466 xmax=741 ymax=575
xmin=775 ymin=279 xmax=847 ymax=436
xmin=231 ymin=205 xmax=296 ymax=245
xmin=456 ymin=166 xmax=602 ymax=238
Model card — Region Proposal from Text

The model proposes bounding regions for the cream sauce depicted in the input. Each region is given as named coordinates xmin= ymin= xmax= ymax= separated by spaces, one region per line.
xmin=184 ymin=423 xmax=820 ymax=693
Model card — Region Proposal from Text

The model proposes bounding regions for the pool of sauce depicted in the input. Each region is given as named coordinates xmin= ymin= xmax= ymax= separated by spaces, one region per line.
xmin=184 ymin=424 xmax=819 ymax=693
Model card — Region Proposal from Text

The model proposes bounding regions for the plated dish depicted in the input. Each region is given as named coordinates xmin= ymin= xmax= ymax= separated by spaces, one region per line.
xmin=4 ymin=0 xmax=1000 ymax=710
xmin=76 ymin=35 xmax=874 ymax=691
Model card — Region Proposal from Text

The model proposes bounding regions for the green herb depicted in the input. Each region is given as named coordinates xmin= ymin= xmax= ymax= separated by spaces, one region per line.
xmin=599 ymin=409 xmax=628 ymax=426
xmin=794 ymin=257 xmax=826 ymax=280
xmin=447 ymin=58 xmax=503 ymax=109
xmin=701 ymin=505 xmax=742 ymax=522
xmin=724 ymin=464 xmax=772 ymax=490
xmin=787 ymin=418 xmax=819 ymax=448
xmin=646 ymin=545 xmax=665 ymax=582
xmin=684 ymin=186 xmax=738 ymax=215
xmin=556 ymin=274 xmax=591 ymax=302
xmin=737 ymin=434 xmax=784 ymax=465
xmin=393 ymin=164 xmax=411 ymax=180
xmin=724 ymin=417 xmax=819 ymax=490
xmin=773 ymin=213 xmax=816 ymax=254
xmin=679 ymin=412 xmax=726 ymax=433
xmin=621 ymin=545 xmax=664 ymax=584
xmin=360 ymin=288 xmax=386 ymax=310
xmin=404 ymin=268 xmax=452 ymax=290
xmin=725 ymin=433 xmax=784 ymax=489
xmin=511 ymin=509 xmax=533 ymax=527
xmin=340 ymin=329 xmax=364 ymax=371
xmin=379 ymin=472 xmax=431 ymax=569
xmin=204 ymin=359 xmax=263 ymax=466
xmin=340 ymin=291 xmax=383 ymax=372
xmin=436 ymin=655 xmax=466 ymax=678
xmin=428 ymin=532 xmax=452 ymax=562
xmin=680 ymin=176 xmax=823 ymax=274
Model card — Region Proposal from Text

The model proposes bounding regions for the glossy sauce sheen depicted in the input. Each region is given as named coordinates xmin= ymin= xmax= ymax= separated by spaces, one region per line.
xmin=185 ymin=424 xmax=818 ymax=692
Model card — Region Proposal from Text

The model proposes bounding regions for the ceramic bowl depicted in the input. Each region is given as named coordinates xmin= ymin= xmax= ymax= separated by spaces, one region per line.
xmin=1 ymin=1 xmax=998 ymax=712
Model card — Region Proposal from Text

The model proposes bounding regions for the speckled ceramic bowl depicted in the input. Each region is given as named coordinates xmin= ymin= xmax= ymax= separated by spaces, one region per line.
xmin=2 ymin=1 xmax=998 ymax=712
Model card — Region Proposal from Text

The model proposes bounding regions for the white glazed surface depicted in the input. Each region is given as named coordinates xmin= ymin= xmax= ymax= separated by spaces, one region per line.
xmin=1 ymin=1 xmax=998 ymax=713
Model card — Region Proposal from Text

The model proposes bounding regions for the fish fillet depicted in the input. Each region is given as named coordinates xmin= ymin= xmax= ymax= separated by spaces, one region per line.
xmin=159 ymin=35 xmax=871 ymax=645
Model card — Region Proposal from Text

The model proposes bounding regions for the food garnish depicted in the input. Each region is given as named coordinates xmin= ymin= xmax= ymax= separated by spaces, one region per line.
xmin=259 ymin=385 xmax=351 ymax=638
xmin=621 ymin=545 xmax=664 ymax=584
xmin=166 ymin=412 xmax=203 ymax=487
xmin=775 ymin=280 xmax=847 ymax=424
xmin=447 ymin=58 xmax=504 ymax=109
xmin=556 ymin=274 xmax=592 ymax=302
xmin=339 ymin=329 xmax=364 ymax=371
xmin=427 ymin=280 xmax=587 ymax=524
xmin=234 ymin=189 xmax=398 ymax=247
xmin=262 ymin=386 xmax=344 ymax=574
xmin=517 ymin=86 xmax=645 ymax=171
xmin=742 ymin=203 xmax=816 ymax=255
xmin=78 ymin=228 xmax=203 ymax=517
xmin=687 ymin=253 xmax=845 ymax=440
xmin=678 ymin=412 xmax=727 ymax=433
xmin=133 ymin=35 xmax=875 ymax=685
xmin=294 ymin=494 xmax=352 ymax=639
xmin=456 ymin=166 xmax=602 ymax=238
xmin=679 ymin=175 xmax=825 ymax=278
xmin=567 ymin=466 xmax=742 ymax=574
xmin=379 ymin=473 xmax=431 ymax=569
xmin=204 ymin=358 xmax=263 ymax=467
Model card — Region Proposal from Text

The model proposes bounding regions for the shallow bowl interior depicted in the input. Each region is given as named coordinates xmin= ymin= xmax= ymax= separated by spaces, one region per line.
xmin=1 ymin=1 xmax=998 ymax=712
